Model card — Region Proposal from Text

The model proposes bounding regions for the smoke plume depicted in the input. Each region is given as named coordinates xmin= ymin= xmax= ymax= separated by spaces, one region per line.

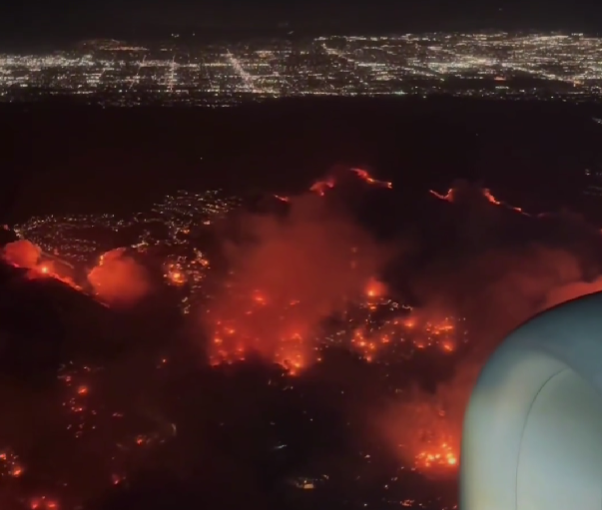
xmin=377 ymin=180 xmax=602 ymax=473
xmin=87 ymin=248 xmax=151 ymax=306
xmin=2 ymin=240 xmax=42 ymax=268
xmin=205 ymin=181 xmax=391 ymax=371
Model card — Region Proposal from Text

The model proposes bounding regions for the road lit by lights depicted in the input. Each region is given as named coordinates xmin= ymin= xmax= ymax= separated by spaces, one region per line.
xmin=1 ymin=32 xmax=601 ymax=105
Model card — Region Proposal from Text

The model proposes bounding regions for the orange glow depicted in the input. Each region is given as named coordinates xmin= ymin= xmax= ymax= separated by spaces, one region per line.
xmin=205 ymin=172 xmax=390 ymax=374
xmin=309 ymin=177 xmax=336 ymax=196
xmin=429 ymin=185 xmax=527 ymax=215
xmin=88 ymin=248 xmax=151 ymax=306
xmin=1 ymin=240 xmax=82 ymax=291
xmin=365 ymin=278 xmax=387 ymax=298
xmin=309 ymin=167 xmax=393 ymax=197
xmin=208 ymin=288 xmax=312 ymax=374
xmin=30 ymin=497 xmax=59 ymax=510
xmin=415 ymin=442 xmax=458 ymax=469
xmin=9 ymin=176 xmax=602 ymax=502
xmin=351 ymin=312 xmax=461 ymax=363
xmin=2 ymin=239 xmax=41 ymax=268
xmin=377 ymin=395 xmax=462 ymax=477
xmin=350 ymin=167 xmax=393 ymax=189
xmin=169 ymin=270 xmax=185 ymax=285
xmin=164 ymin=261 xmax=192 ymax=288
xmin=11 ymin=465 xmax=24 ymax=477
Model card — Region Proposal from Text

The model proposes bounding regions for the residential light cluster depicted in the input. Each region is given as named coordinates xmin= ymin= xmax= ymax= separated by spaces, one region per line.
xmin=1 ymin=32 xmax=601 ymax=105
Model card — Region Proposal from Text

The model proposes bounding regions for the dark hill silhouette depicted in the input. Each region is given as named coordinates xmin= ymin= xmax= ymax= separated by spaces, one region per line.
xmin=0 ymin=262 xmax=118 ymax=383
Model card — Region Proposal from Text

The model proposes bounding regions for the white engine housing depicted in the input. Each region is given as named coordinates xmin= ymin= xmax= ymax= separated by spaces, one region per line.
xmin=460 ymin=291 xmax=602 ymax=510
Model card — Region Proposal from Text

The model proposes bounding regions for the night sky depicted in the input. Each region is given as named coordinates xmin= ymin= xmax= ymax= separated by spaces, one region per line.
xmin=2 ymin=0 xmax=602 ymax=44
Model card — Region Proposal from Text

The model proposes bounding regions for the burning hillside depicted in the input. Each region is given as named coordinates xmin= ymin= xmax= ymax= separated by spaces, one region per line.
xmin=2 ymin=168 xmax=602 ymax=509
xmin=205 ymin=189 xmax=389 ymax=374
xmin=202 ymin=172 xmax=602 ymax=479
xmin=87 ymin=248 xmax=152 ymax=306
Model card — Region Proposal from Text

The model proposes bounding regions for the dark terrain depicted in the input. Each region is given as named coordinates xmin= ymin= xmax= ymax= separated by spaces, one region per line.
xmin=0 ymin=96 xmax=600 ymax=222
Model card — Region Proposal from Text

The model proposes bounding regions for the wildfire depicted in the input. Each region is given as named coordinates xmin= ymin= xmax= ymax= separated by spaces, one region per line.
xmin=206 ymin=174 xmax=390 ymax=375
xmin=1 ymin=240 xmax=82 ymax=291
xmin=413 ymin=419 xmax=460 ymax=475
xmin=87 ymin=248 xmax=151 ymax=306
xmin=415 ymin=442 xmax=458 ymax=470
xmin=208 ymin=274 xmax=466 ymax=379
xmin=165 ymin=263 xmax=187 ymax=286
xmin=351 ymin=311 xmax=464 ymax=363
xmin=0 ymin=175 xmax=550 ymax=502
xmin=350 ymin=167 xmax=393 ymax=189
xmin=208 ymin=286 xmax=313 ymax=375
xmin=310 ymin=167 xmax=392 ymax=197
xmin=365 ymin=278 xmax=387 ymax=298
xmin=309 ymin=177 xmax=336 ymax=196
xmin=429 ymin=185 xmax=527 ymax=215
xmin=26 ymin=262 xmax=82 ymax=291
xmin=0 ymin=450 xmax=24 ymax=479
xmin=30 ymin=496 xmax=59 ymax=510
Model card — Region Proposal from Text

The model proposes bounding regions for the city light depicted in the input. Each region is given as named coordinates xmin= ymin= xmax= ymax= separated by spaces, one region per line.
xmin=1 ymin=33 xmax=600 ymax=106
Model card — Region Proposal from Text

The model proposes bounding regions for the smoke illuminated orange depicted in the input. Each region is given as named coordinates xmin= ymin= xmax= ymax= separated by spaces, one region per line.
xmin=88 ymin=248 xmax=151 ymax=306
xmin=8 ymin=175 xmax=602 ymax=491
xmin=206 ymin=170 xmax=392 ymax=374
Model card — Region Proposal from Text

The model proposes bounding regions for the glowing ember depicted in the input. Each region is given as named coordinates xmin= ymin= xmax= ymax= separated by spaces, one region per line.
xmin=351 ymin=309 xmax=465 ymax=363
xmin=165 ymin=263 xmax=187 ymax=286
xmin=350 ymin=167 xmax=393 ymax=189
xmin=429 ymin=184 xmax=527 ymax=215
xmin=208 ymin=286 xmax=314 ymax=374
xmin=0 ymin=450 xmax=24 ymax=479
xmin=415 ymin=442 xmax=458 ymax=469
xmin=309 ymin=177 xmax=336 ymax=196
xmin=309 ymin=167 xmax=392 ymax=197
xmin=365 ymin=278 xmax=387 ymax=298
xmin=30 ymin=496 xmax=59 ymax=510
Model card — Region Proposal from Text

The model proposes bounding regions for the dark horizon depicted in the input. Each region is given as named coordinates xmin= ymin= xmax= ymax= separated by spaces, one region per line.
xmin=2 ymin=27 xmax=602 ymax=55
xmin=3 ymin=0 xmax=602 ymax=47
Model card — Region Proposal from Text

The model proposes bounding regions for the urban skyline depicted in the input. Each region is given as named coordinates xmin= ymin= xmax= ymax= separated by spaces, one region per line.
xmin=2 ymin=32 xmax=602 ymax=106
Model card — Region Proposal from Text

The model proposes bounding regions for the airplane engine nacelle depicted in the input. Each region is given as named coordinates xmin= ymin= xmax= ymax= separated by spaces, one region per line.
xmin=460 ymin=291 xmax=602 ymax=510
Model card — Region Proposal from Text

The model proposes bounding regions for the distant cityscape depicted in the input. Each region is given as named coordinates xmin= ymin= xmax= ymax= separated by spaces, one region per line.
xmin=2 ymin=32 xmax=602 ymax=106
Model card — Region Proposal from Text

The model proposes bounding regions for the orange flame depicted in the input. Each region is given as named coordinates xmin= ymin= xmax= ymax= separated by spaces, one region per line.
xmin=309 ymin=167 xmax=393 ymax=197
xmin=429 ymin=186 xmax=527 ymax=215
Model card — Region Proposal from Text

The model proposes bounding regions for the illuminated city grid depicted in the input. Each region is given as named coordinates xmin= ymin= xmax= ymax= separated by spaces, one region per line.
xmin=15 ymin=190 xmax=239 ymax=262
xmin=1 ymin=32 xmax=601 ymax=105
xmin=14 ymin=190 xmax=241 ymax=312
